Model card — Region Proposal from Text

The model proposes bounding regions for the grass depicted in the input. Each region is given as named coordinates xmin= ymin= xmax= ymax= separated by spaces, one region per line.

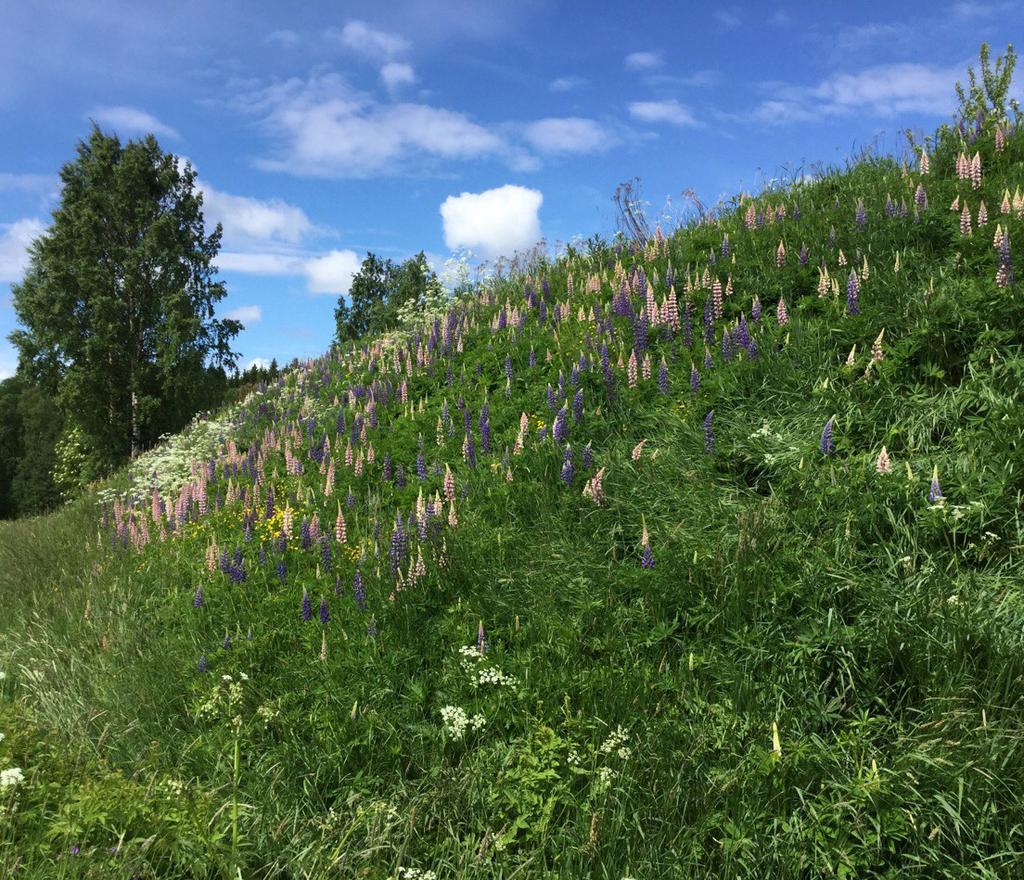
xmin=1 ymin=101 xmax=1023 ymax=879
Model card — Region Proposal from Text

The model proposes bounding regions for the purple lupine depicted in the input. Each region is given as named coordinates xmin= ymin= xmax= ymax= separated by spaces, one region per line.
xmin=929 ymin=470 xmax=943 ymax=503
xmin=846 ymin=270 xmax=860 ymax=316
xmin=641 ymin=543 xmax=655 ymax=569
xmin=820 ymin=417 xmax=835 ymax=456
xmin=353 ymin=570 xmax=366 ymax=610
xmin=703 ymin=297 xmax=714 ymax=345
xmin=347 ymin=488 xmax=356 ymax=508
xmin=302 ymin=589 xmax=313 ymax=621
xmin=658 ymin=358 xmax=669 ymax=395
xmin=690 ymin=363 xmax=700 ymax=393
xmin=633 ymin=312 xmax=649 ymax=354
xmin=222 ymin=631 xmax=232 ymax=650
xmin=747 ymin=337 xmax=758 ymax=359
xmin=301 ymin=519 xmax=312 ymax=550
xmin=561 ymin=447 xmax=575 ymax=486
xmin=721 ymin=328 xmax=733 ymax=362
xmin=529 ymin=348 xmax=537 ymax=368
xmin=735 ymin=314 xmax=750 ymax=349
xmin=703 ymin=347 xmax=713 ymax=370
xmin=582 ymin=442 xmax=593 ymax=470
xmin=479 ymin=406 xmax=491 ymax=454
xmin=553 ymin=405 xmax=569 ymax=443
xmin=193 ymin=585 xmax=204 ymax=608
xmin=321 ymin=539 xmax=332 ymax=572
xmin=751 ymin=296 xmax=762 ymax=322
xmin=914 ymin=183 xmax=928 ymax=209
xmin=799 ymin=243 xmax=809 ymax=266
xmin=721 ymin=233 xmax=730 ymax=258
xmin=572 ymin=388 xmax=584 ymax=423
xmin=704 ymin=410 xmax=715 ymax=455
xmin=505 ymin=354 xmax=513 ymax=381
xmin=855 ymin=199 xmax=867 ymax=229
xmin=197 ymin=654 xmax=209 ymax=673
xmin=546 ymin=384 xmax=557 ymax=411
xmin=390 ymin=515 xmax=408 ymax=574
xmin=417 ymin=450 xmax=427 ymax=479
xmin=319 ymin=597 xmax=330 ymax=624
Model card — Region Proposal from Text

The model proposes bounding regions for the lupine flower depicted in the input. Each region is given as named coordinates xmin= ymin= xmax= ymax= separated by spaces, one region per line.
xmin=302 ymin=589 xmax=313 ymax=621
xmin=582 ymin=441 xmax=593 ymax=470
xmin=704 ymin=410 xmax=714 ymax=455
xmin=855 ymin=199 xmax=867 ymax=229
xmin=222 ymin=631 xmax=232 ymax=650
xmin=627 ymin=349 xmax=638 ymax=388
xmin=582 ymin=466 xmax=606 ymax=505
xmin=846 ymin=270 xmax=860 ymax=316
xmin=960 ymin=203 xmax=973 ymax=236
xmin=751 ymin=295 xmax=761 ymax=322
xmin=561 ymin=447 xmax=575 ymax=486
xmin=915 ymin=183 xmax=928 ymax=209
xmin=553 ymin=405 xmax=569 ymax=443
xmin=277 ymin=561 xmax=286 ymax=583
xmin=799 ymin=243 xmax=809 ymax=266
xmin=353 ymin=570 xmax=366 ymax=610
xmin=928 ymin=467 xmax=943 ymax=503
xmin=477 ymin=620 xmax=487 ymax=655
xmin=572 ymin=388 xmax=584 ymax=423
xmin=658 ymin=357 xmax=669 ymax=394
xmin=776 ymin=240 xmax=786 ymax=268
xmin=818 ymin=416 xmax=835 ymax=456
xmin=198 ymin=654 xmax=208 ymax=673
xmin=703 ymin=346 xmax=713 ymax=370
xmin=721 ymin=233 xmax=730 ymax=258
xmin=640 ymin=518 xmax=654 ymax=569
xmin=631 ymin=439 xmax=647 ymax=462
xmin=319 ymin=597 xmax=330 ymax=624
xmin=776 ymin=296 xmax=789 ymax=326
xmin=875 ymin=446 xmax=892 ymax=474
xmin=193 ymin=585 xmax=204 ymax=608
xmin=721 ymin=327 xmax=732 ymax=362
xmin=690 ymin=362 xmax=700 ymax=393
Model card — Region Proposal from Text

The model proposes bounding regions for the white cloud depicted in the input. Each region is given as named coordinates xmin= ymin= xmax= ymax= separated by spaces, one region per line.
xmin=305 ymin=249 xmax=362 ymax=295
xmin=334 ymin=20 xmax=410 ymax=60
xmin=266 ymin=29 xmax=300 ymax=47
xmin=0 ymin=217 xmax=44 ymax=282
xmin=550 ymin=76 xmax=586 ymax=92
xmin=199 ymin=182 xmax=315 ymax=245
xmin=380 ymin=62 xmax=417 ymax=91
xmin=750 ymin=61 xmax=961 ymax=123
xmin=0 ymin=172 xmax=55 ymax=195
xmin=245 ymin=73 xmax=507 ymax=177
xmin=628 ymin=99 xmax=699 ymax=127
xmin=523 ymin=117 xmax=609 ymax=154
xmin=245 ymin=357 xmax=273 ymax=371
xmin=440 ymin=185 xmax=542 ymax=261
xmin=90 ymin=106 xmax=180 ymax=140
xmin=217 ymin=252 xmax=304 ymax=275
xmin=224 ymin=305 xmax=262 ymax=324
xmin=625 ymin=51 xmax=662 ymax=71
xmin=714 ymin=10 xmax=742 ymax=28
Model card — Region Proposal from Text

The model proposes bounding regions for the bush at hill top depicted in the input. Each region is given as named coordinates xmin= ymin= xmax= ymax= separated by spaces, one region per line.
xmin=1 ymin=45 xmax=1023 ymax=880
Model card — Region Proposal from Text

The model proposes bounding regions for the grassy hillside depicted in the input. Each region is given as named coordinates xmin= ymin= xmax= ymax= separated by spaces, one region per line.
xmin=2 ymin=96 xmax=1024 ymax=879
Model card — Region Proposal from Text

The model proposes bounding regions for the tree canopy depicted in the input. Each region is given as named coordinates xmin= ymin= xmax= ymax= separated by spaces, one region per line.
xmin=9 ymin=125 xmax=240 ymax=469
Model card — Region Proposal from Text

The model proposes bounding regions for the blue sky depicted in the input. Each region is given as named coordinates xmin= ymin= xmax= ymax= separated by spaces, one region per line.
xmin=1 ymin=0 xmax=1020 ymax=376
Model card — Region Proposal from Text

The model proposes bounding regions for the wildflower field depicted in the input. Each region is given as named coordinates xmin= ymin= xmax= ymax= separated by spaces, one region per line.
xmin=2 ymin=74 xmax=1024 ymax=879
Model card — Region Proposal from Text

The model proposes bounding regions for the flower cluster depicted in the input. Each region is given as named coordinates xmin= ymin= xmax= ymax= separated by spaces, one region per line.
xmin=439 ymin=705 xmax=486 ymax=739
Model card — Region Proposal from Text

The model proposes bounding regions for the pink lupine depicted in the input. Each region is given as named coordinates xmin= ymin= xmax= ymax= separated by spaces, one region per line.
xmin=335 ymin=503 xmax=347 ymax=544
xmin=875 ymin=447 xmax=892 ymax=474
xmin=776 ymin=240 xmax=786 ymax=268
xmin=627 ymin=349 xmax=638 ymax=388
xmin=776 ymin=296 xmax=789 ymax=326
xmin=960 ymin=203 xmax=972 ymax=236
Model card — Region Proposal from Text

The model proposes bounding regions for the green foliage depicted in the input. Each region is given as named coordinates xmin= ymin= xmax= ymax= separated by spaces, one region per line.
xmin=954 ymin=42 xmax=1021 ymax=125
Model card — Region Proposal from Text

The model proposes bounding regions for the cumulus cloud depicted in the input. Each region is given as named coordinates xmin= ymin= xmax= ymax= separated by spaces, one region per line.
xmin=380 ymin=61 xmax=417 ymax=91
xmin=750 ymin=61 xmax=961 ymax=123
xmin=628 ymin=99 xmax=699 ymax=127
xmin=333 ymin=20 xmax=410 ymax=60
xmin=244 ymin=73 xmax=507 ymax=177
xmin=550 ymin=76 xmax=586 ymax=92
xmin=625 ymin=51 xmax=662 ymax=71
xmin=523 ymin=117 xmax=609 ymax=154
xmin=0 ymin=217 xmax=44 ymax=282
xmin=305 ymin=249 xmax=362 ymax=295
xmin=440 ymin=185 xmax=542 ymax=261
xmin=224 ymin=305 xmax=262 ymax=325
xmin=90 ymin=106 xmax=180 ymax=140
xmin=245 ymin=357 xmax=273 ymax=370
xmin=199 ymin=182 xmax=315 ymax=246
xmin=217 ymin=252 xmax=303 ymax=275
